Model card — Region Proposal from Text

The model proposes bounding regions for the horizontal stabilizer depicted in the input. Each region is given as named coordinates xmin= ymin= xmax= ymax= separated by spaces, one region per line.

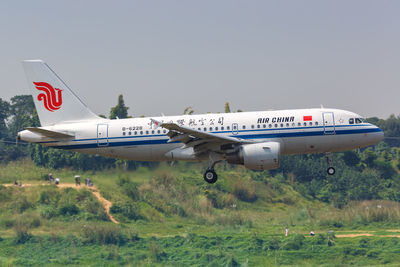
xmin=26 ymin=127 xmax=75 ymax=139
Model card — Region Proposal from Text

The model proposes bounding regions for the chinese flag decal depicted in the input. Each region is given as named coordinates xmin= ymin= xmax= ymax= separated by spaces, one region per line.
xmin=303 ymin=116 xmax=312 ymax=121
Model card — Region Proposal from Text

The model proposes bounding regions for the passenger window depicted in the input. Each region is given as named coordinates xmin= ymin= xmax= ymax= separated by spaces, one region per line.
xmin=251 ymin=125 xmax=255 ymax=129
xmin=309 ymin=122 xmax=313 ymax=126
xmin=134 ymin=131 xmax=137 ymax=135
xmin=257 ymin=125 xmax=260 ymax=129
xmin=204 ymin=127 xmax=207 ymax=131
xmin=140 ymin=131 xmax=143 ymax=135
xmin=227 ymin=126 xmax=230 ymax=130
xmin=129 ymin=132 xmax=132 ymax=135
xmin=286 ymin=123 xmax=289 ymax=127
xmin=242 ymin=125 xmax=246 ymax=129
xmin=298 ymin=122 xmax=301 ymax=126
xmin=146 ymin=131 xmax=149 ymax=134
xmin=263 ymin=124 xmax=266 ymax=128
xmin=280 ymin=123 xmax=283 ymax=127
xmin=292 ymin=123 xmax=295 ymax=127
xmin=274 ymin=124 xmax=278 ymax=128
xmin=215 ymin=127 xmax=218 ymax=131
xmin=198 ymin=128 xmax=201 ymax=131
xmin=163 ymin=130 xmax=166 ymax=134
xmin=304 ymin=122 xmax=307 ymax=126
xmin=157 ymin=130 xmax=160 ymax=134
xmin=209 ymin=127 xmax=213 ymax=131
xmin=315 ymin=122 xmax=318 ymax=126
xmin=221 ymin=126 xmax=224 ymax=130
xmin=349 ymin=118 xmax=354 ymax=124
xmin=122 ymin=132 xmax=126 ymax=136
xmin=269 ymin=124 xmax=272 ymax=128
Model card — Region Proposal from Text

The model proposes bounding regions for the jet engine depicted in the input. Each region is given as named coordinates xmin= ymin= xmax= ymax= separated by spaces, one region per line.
xmin=226 ymin=142 xmax=280 ymax=170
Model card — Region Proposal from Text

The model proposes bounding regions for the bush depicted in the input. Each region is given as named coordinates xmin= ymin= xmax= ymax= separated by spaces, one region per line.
xmin=232 ymin=180 xmax=257 ymax=203
xmin=110 ymin=202 xmax=142 ymax=220
xmin=14 ymin=219 xmax=32 ymax=244
xmin=59 ymin=203 xmax=79 ymax=216
xmin=39 ymin=205 xmax=57 ymax=219
xmin=81 ymin=224 xmax=127 ymax=245
xmin=38 ymin=188 xmax=59 ymax=204
xmin=13 ymin=195 xmax=32 ymax=213
xmin=284 ymin=234 xmax=305 ymax=250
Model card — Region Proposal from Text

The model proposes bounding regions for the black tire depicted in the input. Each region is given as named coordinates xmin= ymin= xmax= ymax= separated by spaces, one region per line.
xmin=327 ymin=167 xmax=335 ymax=175
xmin=204 ymin=169 xmax=218 ymax=184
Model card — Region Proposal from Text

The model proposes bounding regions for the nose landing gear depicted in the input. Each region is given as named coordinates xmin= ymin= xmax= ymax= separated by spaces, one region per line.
xmin=327 ymin=166 xmax=336 ymax=175
xmin=325 ymin=153 xmax=335 ymax=175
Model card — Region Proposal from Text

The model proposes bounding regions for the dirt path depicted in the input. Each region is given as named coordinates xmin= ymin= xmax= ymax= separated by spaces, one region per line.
xmin=3 ymin=183 xmax=119 ymax=224
xmin=336 ymin=233 xmax=374 ymax=238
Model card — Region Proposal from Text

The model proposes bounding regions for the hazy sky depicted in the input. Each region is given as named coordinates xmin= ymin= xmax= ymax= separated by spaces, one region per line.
xmin=1 ymin=1 xmax=399 ymax=118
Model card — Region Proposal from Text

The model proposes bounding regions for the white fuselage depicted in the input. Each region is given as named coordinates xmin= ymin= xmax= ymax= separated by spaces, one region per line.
xmin=21 ymin=108 xmax=383 ymax=161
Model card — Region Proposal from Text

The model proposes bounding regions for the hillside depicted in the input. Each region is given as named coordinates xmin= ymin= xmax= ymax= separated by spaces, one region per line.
xmin=1 ymin=158 xmax=400 ymax=266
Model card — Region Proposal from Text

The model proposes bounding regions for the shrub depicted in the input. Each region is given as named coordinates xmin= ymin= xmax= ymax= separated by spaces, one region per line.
xmin=39 ymin=205 xmax=57 ymax=219
xmin=59 ymin=203 xmax=79 ymax=216
xmin=110 ymin=202 xmax=142 ymax=220
xmin=13 ymin=195 xmax=32 ymax=213
xmin=81 ymin=224 xmax=127 ymax=245
xmin=284 ymin=234 xmax=305 ymax=250
xmin=38 ymin=189 xmax=59 ymax=204
xmin=232 ymin=180 xmax=257 ymax=203
xmin=14 ymin=219 xmax=32 ymax=244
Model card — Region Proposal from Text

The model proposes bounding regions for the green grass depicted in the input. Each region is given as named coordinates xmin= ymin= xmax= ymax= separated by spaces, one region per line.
xmin=2 ymin=159 xmax=400 ymax=266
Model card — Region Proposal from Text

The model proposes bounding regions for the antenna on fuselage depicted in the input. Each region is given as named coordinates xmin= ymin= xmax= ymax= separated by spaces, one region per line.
xmin=320 ymin=104 xmax=324 ymax=109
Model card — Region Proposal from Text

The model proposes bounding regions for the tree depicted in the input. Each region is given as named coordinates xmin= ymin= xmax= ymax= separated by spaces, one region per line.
xmin=8 ymin=95 xmax=39 ymax=135
xmin=341 ymin=151 xmax=360 ymax=167
xmin=183 ymin=107 xmax=194 ymax=115
xmin=224 ymin=102 xmax=231 ymax=113
xmin=0 ymin=98 xmax=9 ymax=138
xmin=110 ymin=94 xmax=129 ymax=119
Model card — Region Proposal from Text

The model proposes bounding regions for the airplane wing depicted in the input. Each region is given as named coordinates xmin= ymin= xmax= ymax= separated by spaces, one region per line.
xmin=26 ymin=127 xmax=75 ymax=139
xmin=151 ymin=119 xmax=252 ymax=152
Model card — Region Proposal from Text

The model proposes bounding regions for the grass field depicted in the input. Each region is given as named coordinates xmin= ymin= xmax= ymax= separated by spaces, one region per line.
xmin=1 ymin=159 xmax=400 ymax=266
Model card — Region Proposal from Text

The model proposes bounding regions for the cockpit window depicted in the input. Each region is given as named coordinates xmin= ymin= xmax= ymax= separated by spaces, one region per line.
xmin=349 ymin=118 xmax=354 ymax=124
xmin=355 ymin=118 xmax=364 ymax=124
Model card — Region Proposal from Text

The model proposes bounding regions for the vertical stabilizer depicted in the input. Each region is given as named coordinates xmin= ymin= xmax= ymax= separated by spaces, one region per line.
xmin=22 ymin=60 xmax=100 ymax=126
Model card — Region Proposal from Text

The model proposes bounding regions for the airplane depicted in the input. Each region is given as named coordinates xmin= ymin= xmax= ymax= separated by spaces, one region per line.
xmin=18 ymin=60 xmax=384 ymax=184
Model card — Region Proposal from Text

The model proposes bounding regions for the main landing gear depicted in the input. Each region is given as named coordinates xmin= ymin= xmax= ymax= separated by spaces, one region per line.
xmin=325 ymin=153 xmax=336 ymax=175
xmin=203 ymin=152 xmax=223 ymax=184
xmin=204 ymin=169 xmax=218 ymax=184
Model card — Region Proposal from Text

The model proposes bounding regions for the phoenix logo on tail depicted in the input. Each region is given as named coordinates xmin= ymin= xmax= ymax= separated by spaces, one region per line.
xmin=33 ymin=82 xmax=63 ymax=112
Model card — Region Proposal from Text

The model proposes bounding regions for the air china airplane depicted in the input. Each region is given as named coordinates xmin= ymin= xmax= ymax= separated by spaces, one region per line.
xmin=18 ymin=60 xmax=384 ymax=184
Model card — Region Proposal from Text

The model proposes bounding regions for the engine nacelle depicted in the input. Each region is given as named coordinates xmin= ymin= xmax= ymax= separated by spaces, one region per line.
xmin=226 ymin=142 xmax=280 ymax=170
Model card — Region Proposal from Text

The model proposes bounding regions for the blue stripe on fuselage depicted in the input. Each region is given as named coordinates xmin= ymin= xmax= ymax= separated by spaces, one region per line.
xmin=47 ymin=126 xmax=382 ymax=150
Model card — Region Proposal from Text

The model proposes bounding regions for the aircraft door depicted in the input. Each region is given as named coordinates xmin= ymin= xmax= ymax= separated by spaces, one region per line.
xmin=323 ymin=112 xmax=335 ymax=135
xmin=97 ymin=124 xmax=109 ymax=146
xmin=232 ymin=123 xmax=238 ymax=135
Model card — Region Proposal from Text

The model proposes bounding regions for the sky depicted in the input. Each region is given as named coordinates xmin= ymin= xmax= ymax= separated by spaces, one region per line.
xmin=0 ymin=0 xmax=399 ymax=118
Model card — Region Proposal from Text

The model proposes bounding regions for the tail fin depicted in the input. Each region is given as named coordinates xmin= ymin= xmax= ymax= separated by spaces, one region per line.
xmin=22 ymin=60 xmax=100 ymax=126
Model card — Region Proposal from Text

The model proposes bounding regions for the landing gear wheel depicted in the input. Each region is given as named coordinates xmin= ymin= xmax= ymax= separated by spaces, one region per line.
xmin=204 ymin=169 xmax=218 ymax=184
xmin=327 ymin=167 xmax=336 ymax=175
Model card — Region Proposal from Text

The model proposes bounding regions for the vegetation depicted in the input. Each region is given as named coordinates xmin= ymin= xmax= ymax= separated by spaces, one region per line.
xmin=1 ymin=94 xmax=400 ymax=265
